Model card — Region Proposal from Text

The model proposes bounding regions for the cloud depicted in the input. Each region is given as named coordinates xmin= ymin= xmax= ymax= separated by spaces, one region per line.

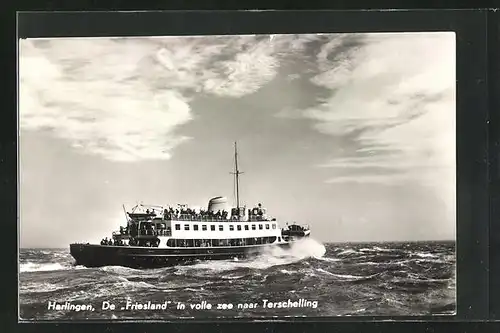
xmin=302 ymin=33 xmax=455 ymax=191
xmin=19 ymin=39 xmax=192 ymax=162
xmin=19 ymin=35 xmax=319 ymax=162
xmin=148 ymin=34 xmax=318 ymax=97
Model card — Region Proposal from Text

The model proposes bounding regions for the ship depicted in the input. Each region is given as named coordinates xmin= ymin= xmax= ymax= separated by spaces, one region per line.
xmin=70 ymin=142 xmax=311 ymax=268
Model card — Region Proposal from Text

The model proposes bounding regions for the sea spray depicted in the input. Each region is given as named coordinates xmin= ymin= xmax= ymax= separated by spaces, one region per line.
xmin=19 ymin=262 xmax=80 ymax=273
xmin=257 ymin=238 xmax=326 ymax=262
xmin=289 ymin=238 xmax=327 ymax=259
xmin=177 ymin=238 xmax=326 ymax=272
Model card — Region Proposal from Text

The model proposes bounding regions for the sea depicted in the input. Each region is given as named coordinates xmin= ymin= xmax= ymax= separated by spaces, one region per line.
xmin=19 ymin=239 xmax=456 ymax=321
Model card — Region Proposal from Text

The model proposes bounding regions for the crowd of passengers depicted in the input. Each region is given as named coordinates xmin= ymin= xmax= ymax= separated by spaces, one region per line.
xmin=100 ymin=237 xmax=125 ymax=246
xmin=99 ymin=237 xmax=158 ymax=247
xmin=147 ymin=204 xmax=267 ymax=221
xmin=159 ymin=207 xmax=230 ymax=220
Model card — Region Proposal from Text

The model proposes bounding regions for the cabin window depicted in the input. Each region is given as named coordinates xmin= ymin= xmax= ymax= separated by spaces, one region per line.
xmin=167 ymin=239 xmax=175 ymax=247
xmin=245 ymin=225 xmax=249 ymax=230
xmin=212 ymin=239 xmax=219 ymax=246
xmin=184 ymin=224 xmax=190 ymax=231
xmin=229 ymin=225 xmax=234 ymax=231
xmin=211 ymin=225 xmax=215 ymax=231
xmin=194 ymin=225 xmax=199 ymax=231
xmin=219 ymin=225 xmax=224 ymax=231
xmin=194 ymin=239 xmax=202 ymax=247
xmin=251 ymin=224 xmax=256 ymax=230
xmin=175 ymin=224 xmax=180 ymax=230
xmin=237 ymin=225 xmax=242 ymax=231
xmin=186 ymin=239 xmax=194 ymax=247
xmin=265 ymin=224 xmax=270 ymax=229
xmin=272 ymin=224 xmax=276 ymax=229
xmin=202 ymin=225 xmax=207 ymax=231
xmin=259 ymin=224 xmax=263 ymax=230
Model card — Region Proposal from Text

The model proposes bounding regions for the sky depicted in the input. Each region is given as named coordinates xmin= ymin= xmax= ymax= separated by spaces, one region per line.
xmin=18 ymin=33 xmax=456 ymax=248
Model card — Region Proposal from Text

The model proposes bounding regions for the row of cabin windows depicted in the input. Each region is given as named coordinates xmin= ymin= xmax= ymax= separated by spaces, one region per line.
xmin=175 ymin=223 xmax=277 ymax=231
xmin=166 ymin=236 xmax=278 ymax=247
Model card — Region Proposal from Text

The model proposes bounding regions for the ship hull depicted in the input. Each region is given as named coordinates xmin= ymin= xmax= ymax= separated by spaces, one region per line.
xmin=69 ymin=242 xmax=294 ymax=269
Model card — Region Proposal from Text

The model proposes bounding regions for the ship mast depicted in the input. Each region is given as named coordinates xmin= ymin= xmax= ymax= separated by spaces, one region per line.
xmin=231 ymin=141 xmax=243 ymax=213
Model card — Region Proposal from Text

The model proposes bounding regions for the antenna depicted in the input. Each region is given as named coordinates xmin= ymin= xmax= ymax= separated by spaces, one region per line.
xmin=122 ymin=204 xmax=129 ymax=223
xmin=230 ymin=141 xmax=244 ymax=213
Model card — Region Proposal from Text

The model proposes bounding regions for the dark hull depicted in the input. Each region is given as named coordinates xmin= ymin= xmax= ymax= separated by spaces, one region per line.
xmin=70 ymin=242 xmax=293 ymax=269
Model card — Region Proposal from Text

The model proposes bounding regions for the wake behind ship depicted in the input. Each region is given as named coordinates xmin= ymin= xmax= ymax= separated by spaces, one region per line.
xmin=70 ymin=143 xmax=311 ymax=268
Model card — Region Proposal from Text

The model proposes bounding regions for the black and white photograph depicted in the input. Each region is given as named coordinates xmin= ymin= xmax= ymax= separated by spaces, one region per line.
xmin=18 ymin=32 xmax=456 ymax=320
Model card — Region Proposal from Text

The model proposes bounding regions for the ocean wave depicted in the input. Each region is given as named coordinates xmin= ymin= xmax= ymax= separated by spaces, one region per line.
xmin=20 ymin=282 xmax=69 ymax=293
xmin=176 ymin=238 xmax=326 ymax=273
xmin=222 ymin=275 xmax=245 ymax=280
xmin=18 ymin=242 xmax=456 ymax=319
xmin=98 ymin=266 xmax=141 ymax=275
xmin=19 ymin=262 xmax=85 ymax=273
xmin=336 ymin=249 xmax=359 ymax=256
xmin=316 ymin=268 xmax=379 ymax=281
xmin=279 ymin=269 xmax=296 ymax=275
xmin=62 ymin=279 xmax=158 ymax=302
xmin=413 ymin=252 xmax=437 ymax=258
xmin=184 ymin=287 xmax=204 ymax=292
xmin=372 ymin=246 xmax=395 ymax=252
xmin=314 ymin=256 xmax=341 ymax=263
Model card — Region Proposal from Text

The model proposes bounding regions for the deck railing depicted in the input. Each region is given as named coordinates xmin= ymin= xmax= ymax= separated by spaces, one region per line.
xmin=164 ymin=214 xmax=272 ymax=222
xmin=112 ymin=229 xmax=172 ymax=237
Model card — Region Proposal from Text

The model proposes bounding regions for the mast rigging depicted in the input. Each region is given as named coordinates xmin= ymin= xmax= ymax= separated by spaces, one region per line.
xmin=230 ymin=142 xmax=243 ymax=212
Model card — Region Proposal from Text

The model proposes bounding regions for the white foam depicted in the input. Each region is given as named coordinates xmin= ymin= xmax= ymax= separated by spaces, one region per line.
xmin=99 ymin=266 xmax=140 ymax=274
xmin=180 ymin=238 xmax=326 ymax=272
xmin=337 ymin=249 xmax=359 ymax=256
xmin=20 ymin=282 xmax=67 ymax=293
xmin=315 ymin=256 xmax=341 ymax=262
xmin=19 ymin=262 xmax=75 ymax=273
xmin=414 ymin=252 xmax=436 ymax=258
xmin=316 ymin=268 xmax=378 ymax=280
